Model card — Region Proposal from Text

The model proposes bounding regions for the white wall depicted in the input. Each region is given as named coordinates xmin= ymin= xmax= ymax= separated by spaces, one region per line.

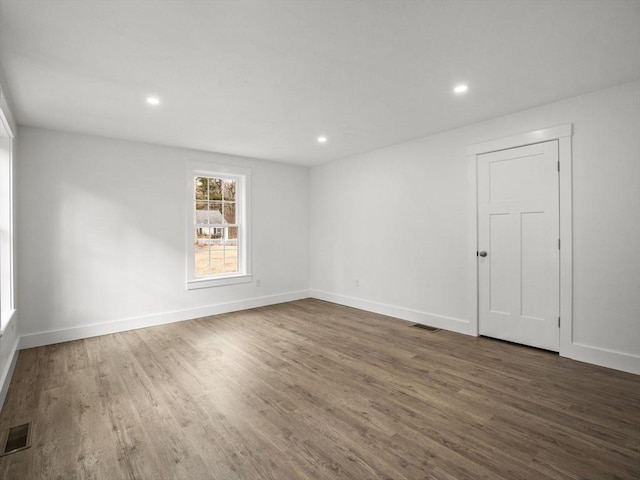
xmin=17 ymin=127 xmax=310 ymax=346
xmin=311 ymin=81 xmax=640 ymax=373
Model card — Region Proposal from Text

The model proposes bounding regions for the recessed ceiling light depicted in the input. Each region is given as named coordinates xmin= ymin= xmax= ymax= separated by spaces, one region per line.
xmin=146 ymin=96 xmax=160 ymax=105
xmin=317 ymin=136 xmax=327 ymax=143
xmin=453 ymin=84 xmax=469 ymax=94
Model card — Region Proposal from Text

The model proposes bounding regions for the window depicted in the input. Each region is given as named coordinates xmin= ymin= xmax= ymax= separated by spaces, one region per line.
xmin=186 ymin=164 xmax=251 ymax=289
xmin=0 ymin=104 xmax=14 ymax=331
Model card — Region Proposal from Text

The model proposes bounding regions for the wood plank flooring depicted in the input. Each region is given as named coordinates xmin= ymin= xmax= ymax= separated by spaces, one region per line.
xmin=0 ymin=299 xmax=638 ymax=479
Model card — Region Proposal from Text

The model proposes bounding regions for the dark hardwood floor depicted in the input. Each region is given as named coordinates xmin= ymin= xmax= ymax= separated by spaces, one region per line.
xmin=0 ymin=299 xmax=638 ymax=479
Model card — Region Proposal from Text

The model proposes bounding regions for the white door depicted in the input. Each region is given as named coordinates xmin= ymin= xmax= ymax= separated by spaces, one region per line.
xmin=478 ymin=141 xmax=560 ymax=351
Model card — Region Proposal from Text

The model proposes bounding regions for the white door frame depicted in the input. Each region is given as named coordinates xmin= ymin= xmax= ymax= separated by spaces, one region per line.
xmin=467 ymin=124 xmax=573 ymax=355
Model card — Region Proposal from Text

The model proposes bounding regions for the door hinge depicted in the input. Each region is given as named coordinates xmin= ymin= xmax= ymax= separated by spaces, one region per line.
xmin=558 ymin=238 xmax=561 ymax=249
xmin=558 ymin=317 xmax=561 ymax=328
xmin=558 ymin=161 xmax=560 ymax=172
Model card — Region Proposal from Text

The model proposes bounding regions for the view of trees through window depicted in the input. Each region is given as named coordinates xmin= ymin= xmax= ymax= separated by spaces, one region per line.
xmin=194 ymin=176 xmax=238 ymax=277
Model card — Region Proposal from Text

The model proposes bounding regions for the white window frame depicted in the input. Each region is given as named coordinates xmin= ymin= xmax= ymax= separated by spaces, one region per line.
xmin=0 ymin=100 xmax=15 ymax=333
xmin=186 ymin=162 xmax=252 ymax=290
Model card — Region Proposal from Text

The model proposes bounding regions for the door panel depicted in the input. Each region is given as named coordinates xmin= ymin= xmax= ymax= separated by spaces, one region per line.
xmin=489 ymin=212 xmax=513 ymax=315
xmin=521 ymin=211 xmax=545 ymax=320
xmin=489 ymin=153 xmax=548 ymax=203
xmin=478 ymin=141 xmax=560 ymax=351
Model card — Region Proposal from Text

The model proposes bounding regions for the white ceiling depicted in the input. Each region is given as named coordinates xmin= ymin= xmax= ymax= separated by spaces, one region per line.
xmin=0 ymin=0 xmax=639 ymax=166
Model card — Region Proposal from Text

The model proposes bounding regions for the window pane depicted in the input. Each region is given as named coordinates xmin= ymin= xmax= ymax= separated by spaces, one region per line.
xmin=224 ymin=226 xmax=238 ymax=273
xmin=210 ymin=242 xmax=225 ymax=274
xmin=208 ymin=178 xmax=223 ymax=200
xmin=208 ymin=201 xmax=223 ymax=224
xmin=223 ymin=180 xmax=236 ymax=201
xmin=223 ymin=201 xmax=236 ymax=224
xmin=195 ymin=210 xmax=214 ymax=225
xmin=195 ymin=202 xmax=223 ymax=225
xmin=194 ymin=228 xmax=211 ymax=277
xmin=194 ymin=201 xmax=207 ymax=223
xmin=195 ymin=177 xmax=208 ymax=201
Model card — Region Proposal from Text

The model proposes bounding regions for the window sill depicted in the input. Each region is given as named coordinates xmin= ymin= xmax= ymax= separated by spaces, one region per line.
xmin=187 ymin=274 xmax=252 ymax=290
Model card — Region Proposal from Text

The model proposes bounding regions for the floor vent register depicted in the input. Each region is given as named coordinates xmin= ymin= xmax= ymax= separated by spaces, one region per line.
xmin=411 ymin=324 xmax=441 ymax=332
xmin=1 ymin=422 xmax=32 ymax=456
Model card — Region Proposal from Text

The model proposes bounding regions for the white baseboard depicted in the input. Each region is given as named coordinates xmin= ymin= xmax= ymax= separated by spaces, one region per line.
xmin=18 ymin=290 xmax=311 ymax=350
xmin=0 ymin=335 xmax=19 ymax=412
xmin=310 ymin=289 xmax=472 ymax=335
xmin=561 ymin=342 xmax=640 ymax=375
xmin=311 ymin=290 xmax=639 ymax=375
xmin=13 ymin=289 xmax=639 ymax=377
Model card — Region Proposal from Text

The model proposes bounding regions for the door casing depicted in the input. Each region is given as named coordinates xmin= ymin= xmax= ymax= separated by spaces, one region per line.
xmin=467 ymin=124 xmax=573 ymax=356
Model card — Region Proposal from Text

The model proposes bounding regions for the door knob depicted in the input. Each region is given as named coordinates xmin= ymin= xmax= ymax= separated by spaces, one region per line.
xmin=478 ymin=251 xmax=487 ymax=257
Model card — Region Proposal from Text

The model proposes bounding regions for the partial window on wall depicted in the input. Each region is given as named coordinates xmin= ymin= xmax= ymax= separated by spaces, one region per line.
xmin=0 ymin=107 xmax=14 ymax=331
xmin=186 ymin=165 xmax=251 ymax=289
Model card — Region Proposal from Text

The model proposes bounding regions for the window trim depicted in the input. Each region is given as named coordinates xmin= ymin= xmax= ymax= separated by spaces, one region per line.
xmin=186 ymin=162 xmax=252 ymax=290
xmin=0 ymin=102 xmax=15 ymax=334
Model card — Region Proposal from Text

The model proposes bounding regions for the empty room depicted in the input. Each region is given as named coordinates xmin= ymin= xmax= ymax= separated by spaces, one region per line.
xmin=0 ymin=0 xmax=638 ymax=478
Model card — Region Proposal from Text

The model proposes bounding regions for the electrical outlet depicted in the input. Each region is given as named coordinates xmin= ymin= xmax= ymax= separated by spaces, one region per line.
xmin=354 ymin=279 xmax=360 ymax=287
xmin=256 ymin=279 xmax=261 ymax=287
